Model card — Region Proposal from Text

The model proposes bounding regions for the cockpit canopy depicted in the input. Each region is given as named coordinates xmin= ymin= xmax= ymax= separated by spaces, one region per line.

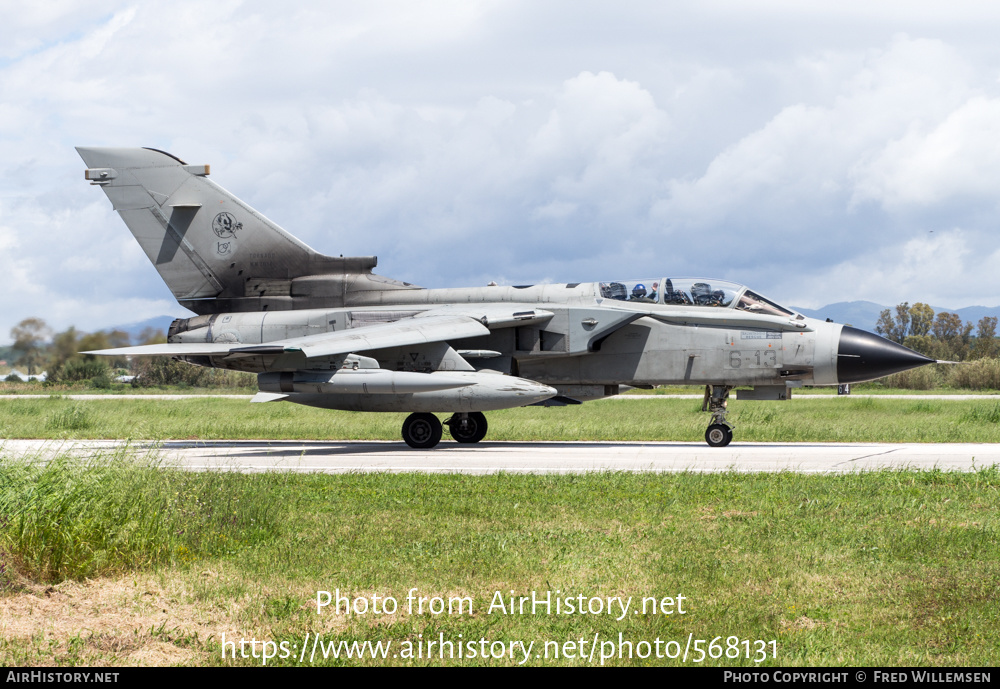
xmin=598 ymin=278 xmax=795 ymax=317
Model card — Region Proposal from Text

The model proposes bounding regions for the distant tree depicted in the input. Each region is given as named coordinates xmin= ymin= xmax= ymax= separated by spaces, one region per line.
xmin=137 ymin=327 xmax=166 ymax=345
xmin=930 ymin=312 xmax=975 ymax=361
xmin=77 ymin=330 xmax=130 ymax=367
xmin=971 ymin=316 xmax=999 ymax=360
xmin=77 ymin=331 xmax=110 ymax=355
xmin=49 ymin=326 xmax=80 ymax=372
xmin=894 ymin=302 xmax=910 ymax=341
xmin=875 ymin=309 xmax=900 ymax=343
xmin=909 ymin=303 xmax=934 ymax=337
xmin=875 ymin=302 xmax=912 ymax=343
xmin=107 ymin=329 xmax=130 ymax=349
xmin=10 ymin=318 xmax=52 ymax=374
xmin=932 ymin=312 xmax=961 ymax=341
xmin=958 ymin=321 xmax=975 ymax=361
xmin=47 ymin=327 xmax=132 ymax=381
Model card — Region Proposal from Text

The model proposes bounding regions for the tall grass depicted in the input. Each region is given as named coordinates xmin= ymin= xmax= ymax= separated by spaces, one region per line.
xmin=0 ymin=451 xmax=286 ymax=583
xmin=880 ymin=365 xmax=942 ymax=390
xmin=947 ymin=358 xmax=1000 ymax=390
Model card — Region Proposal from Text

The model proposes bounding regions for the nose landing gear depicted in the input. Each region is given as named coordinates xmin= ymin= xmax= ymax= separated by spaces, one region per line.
xmin=702 ymin=385 xmax=733 ymax=447
xmin=705 ymin=423 xmax=734 ymax=447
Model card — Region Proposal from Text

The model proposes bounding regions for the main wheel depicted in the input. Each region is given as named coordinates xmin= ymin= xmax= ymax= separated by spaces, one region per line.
xmin=705 ymin=424 xmax=733 ymax=448
xmin=402 ymin=413 xmax=443 ymax=449
xmin=448 ymin=412 xmax=488 ymax=443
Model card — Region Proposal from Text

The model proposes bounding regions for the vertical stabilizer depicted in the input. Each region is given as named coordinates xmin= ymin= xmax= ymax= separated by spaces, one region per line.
xmin=76 ymin=147 xmax=323 ymax=302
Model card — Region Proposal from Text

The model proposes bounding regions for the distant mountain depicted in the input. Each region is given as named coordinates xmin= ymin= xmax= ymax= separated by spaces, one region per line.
xmin=791 ymin=301 xmax=887 ymax=333
xmin=112 ymin=315 xmax=178 ymax=342
xmin=948 ymin=305 xmax=1000 ymax=329
xmin=791 ymin=301 xmax=1000 ymax=334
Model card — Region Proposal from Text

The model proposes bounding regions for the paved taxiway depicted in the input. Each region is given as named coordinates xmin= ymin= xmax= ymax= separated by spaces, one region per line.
xmin=2 ymin=439 xmax=997 ymax=474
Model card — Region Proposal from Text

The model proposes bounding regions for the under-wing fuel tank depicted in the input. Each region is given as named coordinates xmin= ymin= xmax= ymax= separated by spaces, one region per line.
xmin=257 ymin=369 xmax=557 ymax=412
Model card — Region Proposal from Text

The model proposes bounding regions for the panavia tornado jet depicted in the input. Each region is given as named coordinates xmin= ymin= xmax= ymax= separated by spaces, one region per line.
xmin=78 ymin=147 xmax=936 ymax=448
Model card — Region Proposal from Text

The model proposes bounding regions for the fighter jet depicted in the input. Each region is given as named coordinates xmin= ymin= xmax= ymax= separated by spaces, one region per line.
xmin=78 ymin=147 xmax=935 ymax=448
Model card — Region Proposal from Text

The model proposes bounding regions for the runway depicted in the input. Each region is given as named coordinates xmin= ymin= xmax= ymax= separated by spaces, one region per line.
xmin=2 ymin=438 xmax=998 ymax=474
xmin=3 ymin=394 xmax=999 ymax=400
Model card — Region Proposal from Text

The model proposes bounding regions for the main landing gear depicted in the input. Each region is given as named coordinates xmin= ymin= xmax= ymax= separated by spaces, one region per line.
xmin=446 ymin=412 xmax=488 ymax=444
xmin=702 ymin=385 xmax=734 ymax=447
xmin=400 ymin=412 xmax=489 ymax=449
xmin=401 ymin=412 xmax=442 ymax=449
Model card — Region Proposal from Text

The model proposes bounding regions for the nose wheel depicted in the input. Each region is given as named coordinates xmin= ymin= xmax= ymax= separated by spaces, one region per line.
xmin=702 ymin=385 xmax=734 ymax=447
xmin=402 ymin=412 xmax=443 ymax=449
xmin=705 ymin=423 xmax=733 ymax=447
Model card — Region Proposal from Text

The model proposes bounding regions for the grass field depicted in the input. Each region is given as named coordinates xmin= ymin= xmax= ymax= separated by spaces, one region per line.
xmin=2 ymin=395 xmax=999 ymax=666
xmin=3 ymin=394 xmax=1000 ymax=443
xmin=0 ymin=454 xmax=998 ymax=667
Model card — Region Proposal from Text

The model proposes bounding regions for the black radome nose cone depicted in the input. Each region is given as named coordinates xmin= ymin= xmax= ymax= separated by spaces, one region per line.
xmin=837 ymin=326 xmax=935 ymax=384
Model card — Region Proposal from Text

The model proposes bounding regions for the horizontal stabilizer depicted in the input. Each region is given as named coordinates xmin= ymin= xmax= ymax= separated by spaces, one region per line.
xmin=250 ymin=392 xmax=289 ymax=403
xmin=529 ymin=395 xmax=583 ymax=406
xmin=84 ymin=342 xmax=240 ymax=357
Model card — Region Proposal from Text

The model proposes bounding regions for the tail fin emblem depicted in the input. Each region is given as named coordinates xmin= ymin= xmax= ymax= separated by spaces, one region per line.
xmin=212 ymin=212 xmax=243 ymax=238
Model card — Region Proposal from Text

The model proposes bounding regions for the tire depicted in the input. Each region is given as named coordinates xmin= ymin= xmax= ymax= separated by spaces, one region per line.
xmin=448 ymin=412 xmax=488 ymax=443
xmin=705 ymin=424 xmax=733 ymax=448
xmin=402 ymin=413 xmax=443 ymax=449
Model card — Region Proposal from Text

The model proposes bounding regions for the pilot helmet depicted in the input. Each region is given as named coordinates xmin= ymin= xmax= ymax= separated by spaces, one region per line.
xmin=631 ymin=284 xmax=647 ymax=299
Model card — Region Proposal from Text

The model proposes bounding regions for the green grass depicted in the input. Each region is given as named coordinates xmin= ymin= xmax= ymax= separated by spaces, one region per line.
xmin=1 ymin=460 xmax=997 ymax=666
xmin=0 ymin=453 xmax=285 ymax=582
xmin=3 ymin=395 xmax=1000 ymax=443
xmin=0 ymin=381 xmax=256 ymax=395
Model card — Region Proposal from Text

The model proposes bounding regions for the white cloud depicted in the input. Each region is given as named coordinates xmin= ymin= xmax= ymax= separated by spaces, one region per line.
xmin=852 ymin=97 xmax=1000 ymax=208
xmin=773 ymin=228 xmax=1000 ymax=309
xmin=658 ymin=37 xmax=979 ymax=228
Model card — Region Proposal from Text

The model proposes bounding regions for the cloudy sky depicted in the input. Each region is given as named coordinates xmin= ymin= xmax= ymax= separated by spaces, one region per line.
xmin=3 ymin=1 xmax=1000 ymax=342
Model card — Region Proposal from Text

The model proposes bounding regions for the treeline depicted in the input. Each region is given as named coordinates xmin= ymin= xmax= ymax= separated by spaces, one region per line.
xmin=874 ymin=302 xmax=1000 ymax=389
xmin=874 ymin=302 xmax=998 ymax=361
xmin=4 ymin=317 xmax=254 ymax=388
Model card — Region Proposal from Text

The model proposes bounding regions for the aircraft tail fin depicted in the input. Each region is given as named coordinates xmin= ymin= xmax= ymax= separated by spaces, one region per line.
xmin=76 ymin=147 xmax=383 ymax=311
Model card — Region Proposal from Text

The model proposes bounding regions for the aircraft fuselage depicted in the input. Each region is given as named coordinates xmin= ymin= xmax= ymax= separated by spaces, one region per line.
xmin=169 ymin=281 xmax=843 ymax=395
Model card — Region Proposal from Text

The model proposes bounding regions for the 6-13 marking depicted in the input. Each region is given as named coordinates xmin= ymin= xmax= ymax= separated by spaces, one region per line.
xmin=728 ymin=349 xmax=779 ymax=368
